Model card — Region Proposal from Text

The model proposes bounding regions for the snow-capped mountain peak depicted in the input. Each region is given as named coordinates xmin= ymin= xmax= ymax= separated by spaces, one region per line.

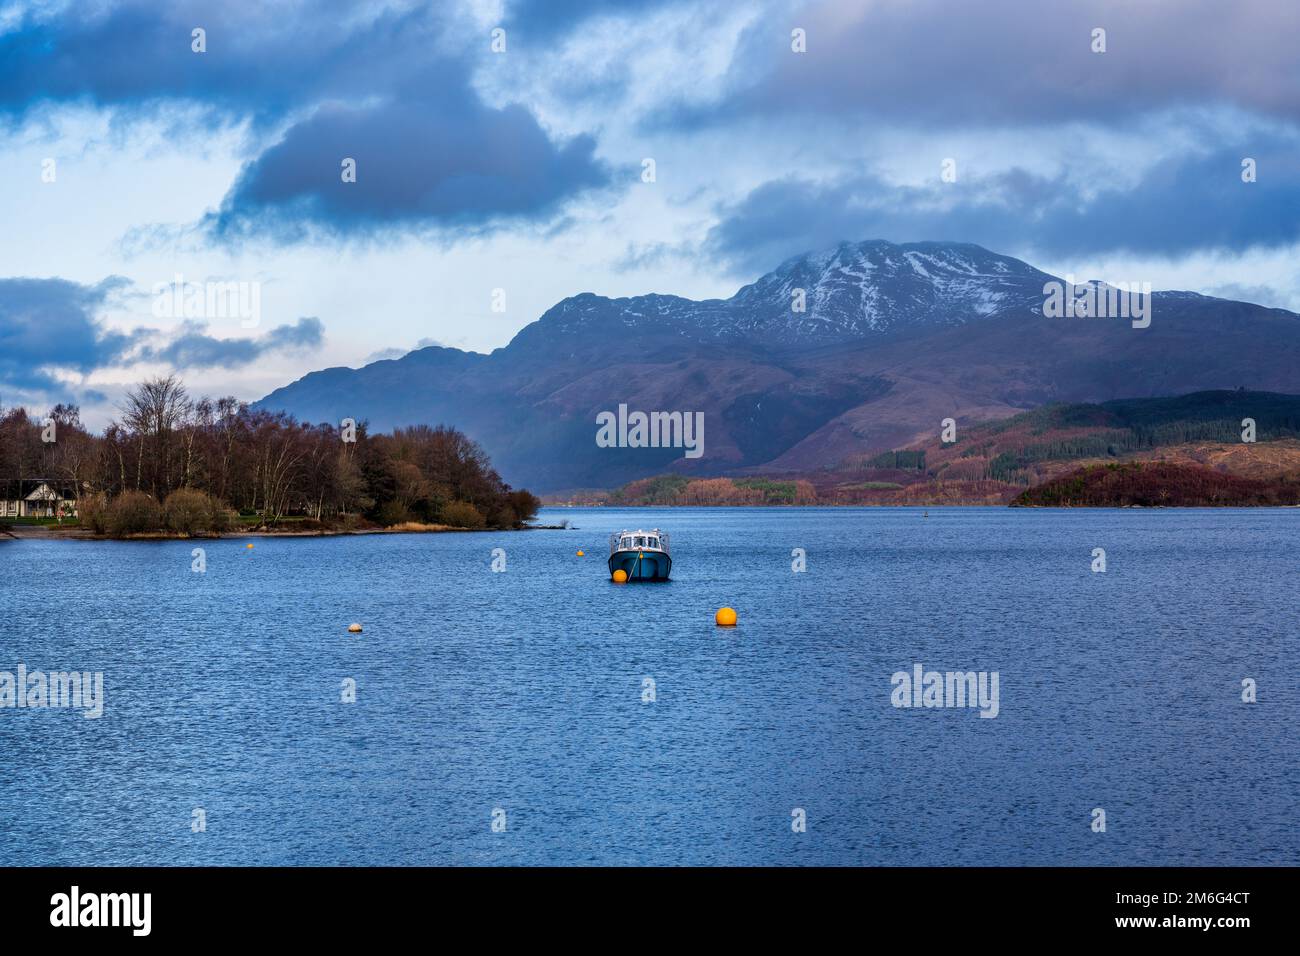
xmin=520 ymin=240 xmax=1056 ymax=354
xmin=727 ymin=240 xmax=1053 ymax=342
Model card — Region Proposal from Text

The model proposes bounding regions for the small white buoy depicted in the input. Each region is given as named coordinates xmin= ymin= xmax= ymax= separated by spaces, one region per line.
xmin=348 ymin=623 xmax=363 ymax=633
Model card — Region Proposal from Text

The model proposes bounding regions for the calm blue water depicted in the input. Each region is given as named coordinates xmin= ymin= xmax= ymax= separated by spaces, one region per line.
xmin=1 ymin=507 xmax=1296 ymax=866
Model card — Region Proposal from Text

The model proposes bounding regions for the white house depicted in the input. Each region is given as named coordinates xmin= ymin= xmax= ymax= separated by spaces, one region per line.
xmin=0 ymin=480 xmax=79 ymax=519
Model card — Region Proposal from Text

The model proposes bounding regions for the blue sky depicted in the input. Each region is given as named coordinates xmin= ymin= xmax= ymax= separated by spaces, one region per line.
xmin=3 ymin=0 xmax=1299 ymax=427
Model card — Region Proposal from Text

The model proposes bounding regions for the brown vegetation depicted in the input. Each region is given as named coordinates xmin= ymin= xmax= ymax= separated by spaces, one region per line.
xmin=1 ymin=375 xmax=539 ymax=537
xmin=1012 ymin=462 xmax=1300 ymax=507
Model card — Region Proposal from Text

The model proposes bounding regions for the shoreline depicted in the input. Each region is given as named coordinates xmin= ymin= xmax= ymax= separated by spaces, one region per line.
xmin=7 ymin=501 xmax=1297 ymax=542
xmin=542 ymin=501 xmax=1300 ymax=509
xmin=1 ymin=523 xmax=568 ymax=541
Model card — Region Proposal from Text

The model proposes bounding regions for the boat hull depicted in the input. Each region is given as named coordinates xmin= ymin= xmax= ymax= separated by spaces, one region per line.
xmin=608 ymin=550 xmax=671 ymax=581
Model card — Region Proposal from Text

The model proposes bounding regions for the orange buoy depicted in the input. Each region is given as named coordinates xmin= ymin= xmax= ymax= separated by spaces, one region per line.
xmin=348 ymin=623 xmax=363 ymax=633
xmin=612 ymin=569 xmax=628 ymax=583
xmin=245 ymin=543 xmax=254 ymax=549
xmin=715 ymin=607 xmax=737 ymax=627
xmin=577 ymin=550 xmax=585 ymax=556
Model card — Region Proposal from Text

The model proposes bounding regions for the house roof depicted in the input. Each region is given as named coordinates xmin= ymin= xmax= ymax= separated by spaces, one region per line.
xmin=0 ymin=478 xmax=80 ymax=500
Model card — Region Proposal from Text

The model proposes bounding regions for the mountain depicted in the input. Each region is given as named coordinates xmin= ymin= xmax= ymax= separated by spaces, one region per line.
xmin=256 ymin=240 xmax=1300 ymax=491
xmin=506 ymin=240 xmax=1054 ymax=356
xmin=728 ymin=240 xmax=1054 ymax=343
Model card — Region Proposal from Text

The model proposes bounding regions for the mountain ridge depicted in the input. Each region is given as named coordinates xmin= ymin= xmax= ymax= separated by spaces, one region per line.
xmin=507 ymin=239 xmax=1058 ymax=355
xmin=256 ymin=239 xmax=1300 ymax=491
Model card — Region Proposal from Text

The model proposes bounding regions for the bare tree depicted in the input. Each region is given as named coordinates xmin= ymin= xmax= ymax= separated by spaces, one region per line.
xmin=120 ymin=375 xmax=193 ymax=496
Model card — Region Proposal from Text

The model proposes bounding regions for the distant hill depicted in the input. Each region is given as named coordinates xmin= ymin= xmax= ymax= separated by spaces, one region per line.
xmin=875 ymin=388 xmax=1300 ymax=480
xmin=585 ymin=390 xmax=1300 ymax=506
xmin=256 ymin=240 xmax=1300 ymax=492
xmin=1012 ymin=462 xmax=1300 ymax=507
xmin=814 ymin=389 xmax=1300 ymax=503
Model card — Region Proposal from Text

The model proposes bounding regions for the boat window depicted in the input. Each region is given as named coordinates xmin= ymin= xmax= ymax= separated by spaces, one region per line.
xmin=621 ymin=537 xmax=632 ymax=549
xmin=635 ymin=536 xmax=646 ymax=547
xmin=648 ymin=537 xmax=659 ymax=548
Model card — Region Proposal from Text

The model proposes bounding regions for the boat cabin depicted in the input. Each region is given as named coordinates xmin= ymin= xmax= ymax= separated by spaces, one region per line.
xmin=609 ymin=529 xmax=669 ymax=554
xmin=606 ymin=527 xmax=673 ymax=581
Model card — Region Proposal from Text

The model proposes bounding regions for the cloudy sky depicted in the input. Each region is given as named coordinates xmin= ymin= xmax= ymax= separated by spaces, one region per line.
xmin=3 ymin=0 xmax=1298 ymax=427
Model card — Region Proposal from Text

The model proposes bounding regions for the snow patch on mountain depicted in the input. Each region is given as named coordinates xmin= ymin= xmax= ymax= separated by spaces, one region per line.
xmin=525 ymin=240 xmax=1057 ymax=352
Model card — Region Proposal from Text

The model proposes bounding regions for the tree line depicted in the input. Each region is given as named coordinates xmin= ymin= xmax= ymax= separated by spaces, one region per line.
xmin=1013 ymin=462 xmax=1300 ymax=507
xmin=0 ymin=375 xmax=539 ymax=535
xmin=608 ymin=474 xmax=817 ymax=506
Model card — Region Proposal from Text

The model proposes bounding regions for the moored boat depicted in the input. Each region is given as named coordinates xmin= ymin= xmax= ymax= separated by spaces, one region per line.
xmin=608 ymin=529 xmax=671 ymax=581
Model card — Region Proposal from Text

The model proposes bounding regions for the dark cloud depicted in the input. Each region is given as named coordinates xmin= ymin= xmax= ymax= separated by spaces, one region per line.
xmin=0 ymin=0 xmax=671 ymax=117
xmin=0 ymin=277 xmax=138 ymax=395
xmin=8 ymin=0 xmax=1298 ymax=273
xmin=0 ymin=277 xmax=325 ymax=402
xmin=208 ymin=96 xmax=610 ymax=238
xmin=139 ymin=317 xmax=324 ymax=369
xmin=0 ymin=1 xmax=610 ymax=238
xmin=674 ymin=0 xmax=1300 ymax=129
xmin=707 ymin=136 xmax=1300 ymax=273
xmin=0 ymin=1 xmax=445 ymax=121
xmin=265 ymin=317 xmax=325 ymax=350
